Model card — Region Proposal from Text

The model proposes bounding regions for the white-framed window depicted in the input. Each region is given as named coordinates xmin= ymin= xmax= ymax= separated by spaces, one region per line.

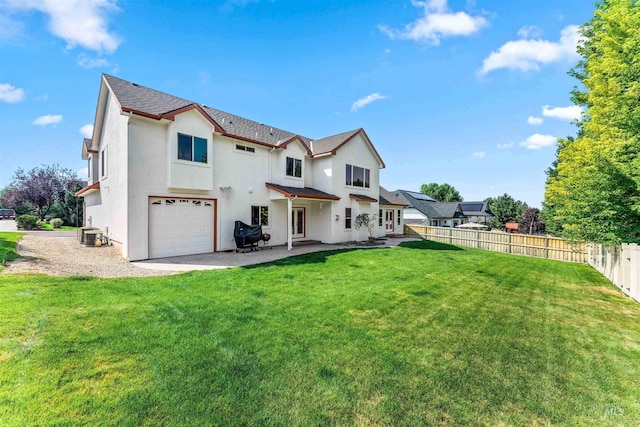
xmin=87 ymin=155 xmax=92 ymax=180
xmin=236 ymin=144 xmax=255 ymax=153
xmin=251 ymin=205 xmax=269 ymax=226
xmin=345 ymin=207 xmax=352 ymax=229
xmin=100 ymin=147 xmax=108 ymax=178
xmin=345 ymin=164 xmax=370 ymax=188
xmin=286 ymin=157 xmax=302 ymax=178
xmin=178 ymin=133 xmax=208 ymax=163
xmin=397 ymin=210 xmax=401 ymax=225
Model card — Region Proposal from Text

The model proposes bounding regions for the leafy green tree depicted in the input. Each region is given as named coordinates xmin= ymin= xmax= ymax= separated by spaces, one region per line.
xmin=485 ymin=194 xmax=528 ymax=229
xmin=46 ymin=182 xmax=84 ymax=226
xmin=420 ymin=183 xmax=463 ymax=202
xmin=1 ymin=165 xmax=80 ymax=220
xmin=544 ymin=0 xmax=640 ymax=244
xmin=518 ymin=208 xmax=545 ymax=235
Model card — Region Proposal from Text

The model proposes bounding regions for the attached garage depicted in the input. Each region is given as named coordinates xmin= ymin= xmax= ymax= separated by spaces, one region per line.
xmin=148 ymin=197 xmax=216 ymax=259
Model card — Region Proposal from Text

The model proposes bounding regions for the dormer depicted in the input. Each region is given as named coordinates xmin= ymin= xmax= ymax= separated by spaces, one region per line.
xmin=273 ymin=136 xmax=312 ymax=187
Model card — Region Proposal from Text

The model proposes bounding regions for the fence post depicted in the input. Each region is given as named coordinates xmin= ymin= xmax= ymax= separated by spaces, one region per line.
xmin=449 ymin=227 xmax=453 ymax=244
xmin=545 ymin=236 xmax=549 ymax=259
xmin=477 ymin=230 xmax=480 ymax=248
xmin=508 ymin=234 xmax=511 ymax=254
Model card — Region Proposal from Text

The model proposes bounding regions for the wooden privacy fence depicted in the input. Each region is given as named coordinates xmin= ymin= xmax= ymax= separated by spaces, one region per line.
xmin=405 ymin=224 xmax=587 ymax=263
xmin=588 ymin=243 xmax=640 ymax=302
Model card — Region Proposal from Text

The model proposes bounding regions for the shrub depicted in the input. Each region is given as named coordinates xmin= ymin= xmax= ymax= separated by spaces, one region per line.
xmin=50 ymin=218 xmax=63 ymax=228
xmin=16 ymin=214 xmax=38 ymax=230
xmin=36 ymin=220 xmax=47 ymax=229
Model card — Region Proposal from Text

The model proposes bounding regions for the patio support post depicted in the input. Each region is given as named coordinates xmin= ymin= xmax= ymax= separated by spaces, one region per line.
xmin=287 ymin=197 xmax=293 ymax=251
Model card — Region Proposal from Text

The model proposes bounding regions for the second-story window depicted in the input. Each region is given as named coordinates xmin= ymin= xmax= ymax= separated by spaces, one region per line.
xmin=345 ymin=164 xmax=370 ymax=188
xmin=286 ymin=157 xmax=302 ymax=178
xmin=87 ymin=155 xmax=92 ymax=180
xmin=178 ymin=133 xmax=208 ymax=163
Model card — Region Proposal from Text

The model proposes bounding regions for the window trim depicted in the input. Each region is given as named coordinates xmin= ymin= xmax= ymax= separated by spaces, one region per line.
xmin=286 ymin=157 xmax=302 ymax=178
xmin=345 ymin=164 xmax=370 ymax=188
xmin=345 ymin=207 xmax=352 ymax=230
xmin=236 ymin=144 xmax=256 ymax=154
xmin=397 ymin=209 xmax=401 ymax=225
xmin=251 ymin=205 xmax=269 ymax=227
xmin=87 ymin=155 xmax=92 ymax=181
xmin=178 ymin=133 xmax=208 ymax=163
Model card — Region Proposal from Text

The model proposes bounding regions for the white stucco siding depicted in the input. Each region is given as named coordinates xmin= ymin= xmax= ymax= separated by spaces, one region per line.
xmin=84 ymin=192 xmax=104 ymax=229
xmin=92 ymin=91 xmax=129 ymax=256
xmin=311 ymin=156 xmax=333 ymax=194
xmin=273 ymin=142 xmax=308 ymax=187
xmin=168 ymin=110 xmax=215 ymax=191
xmin=126 ymin=116 xmax=171 ymax=260
xmin=213 ymin=135 xmax=274 ymax=251
xmin=328 ymin=134 xmax=381 ymax=243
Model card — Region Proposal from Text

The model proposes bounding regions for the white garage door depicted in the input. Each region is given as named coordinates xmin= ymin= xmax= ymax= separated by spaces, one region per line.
xmin=149 ymin=197 xmax=215 ymax=259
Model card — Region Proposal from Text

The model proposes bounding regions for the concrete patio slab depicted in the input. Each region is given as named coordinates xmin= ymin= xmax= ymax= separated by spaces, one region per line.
xmin=132 ymin=237 xmax=418 ymax=272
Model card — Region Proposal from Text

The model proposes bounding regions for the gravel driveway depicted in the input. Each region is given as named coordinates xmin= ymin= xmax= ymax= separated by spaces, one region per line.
xmin=2 ymin=232 xmax=172 ymax=278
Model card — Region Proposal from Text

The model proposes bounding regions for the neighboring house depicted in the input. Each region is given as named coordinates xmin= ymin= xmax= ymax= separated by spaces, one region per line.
xmin=76 ymin=74 xmax=391 ymax=261
xmin=392 ymin=190 xmax=467 ymax=227
xmin=459 ymin=201 xmax=494 ymax=224
xmin=378 ymin=186 xmax=408 ymax=235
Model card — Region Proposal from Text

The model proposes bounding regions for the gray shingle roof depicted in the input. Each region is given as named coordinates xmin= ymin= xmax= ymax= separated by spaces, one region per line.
xmin=459 ymin=201 xmax=493 ymax=217
xmin=311 ymin=129 xmax=361 ymax=155
xmin=379 ymin=186 xmax=408 ymax=206
xmin=393 ymin=190 xmax=466 ymax=219
xmin=103 ymin=74 xmax=359 ymax=156
xmin=350 ymin=194 xmax=378 ymax=203
xmin=266 ymin=183 xmax=340 ymax=200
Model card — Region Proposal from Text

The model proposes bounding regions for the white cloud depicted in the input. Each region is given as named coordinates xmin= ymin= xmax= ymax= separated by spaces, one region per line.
xmin=77 ymin=167 xmax=88 ymax=180
xmin=479 ymin=25 xmax=580 ymax=75
xmin=379 ymin=0 xmax=488 ymax=46
xmin=3 ymin=0 xmax=121 ymax=53
xmin=77 ymin=53 xmax=110 ymax=69
xmin=79 ymin=124 xmax=94 ymax=138
xmin=0 ymin=83 xmax=25 ymax=103
xmin=33 ymin=114 xmax=63 ymax=126
xmin=497 ymin=142 xmax=514 ymax=149
xmin=351 ymin=93 xmax=388 ymax=112
xmin=527 ymin=116 xmax=544 ymax=125
xmin=517 ymin=25 xmax=542 ymax=39
xmin=472 ymin=151 xmax=485 ymax=158
xmin=542 ymin=105 xmax=583 ymax=121
xmin=519 ymin=133 xmax=557 ymax=150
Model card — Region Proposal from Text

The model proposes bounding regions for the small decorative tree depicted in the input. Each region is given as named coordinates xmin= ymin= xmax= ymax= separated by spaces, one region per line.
xmin=354 ymin=213 xmax=377 ymax=241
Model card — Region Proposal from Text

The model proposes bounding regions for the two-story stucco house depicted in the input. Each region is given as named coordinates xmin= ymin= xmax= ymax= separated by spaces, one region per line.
xmin=76 ymin=74 xmax=404 ymax=260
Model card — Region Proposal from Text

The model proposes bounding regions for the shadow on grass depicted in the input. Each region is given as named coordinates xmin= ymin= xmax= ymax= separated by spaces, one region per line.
xmin=241 ymin=247 xmax=389 ymax=269
xmin=0 ymin=236 xmax=21 ymax=264
xmin=399 ymin=239 xmax=463 ymax=251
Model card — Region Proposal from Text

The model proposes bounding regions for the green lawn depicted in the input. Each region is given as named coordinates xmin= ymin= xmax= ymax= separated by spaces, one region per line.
xmin=0 ymin=232 xmax=21 ymax=270
xmin=1 ymin=239 xmax=639 ymax=426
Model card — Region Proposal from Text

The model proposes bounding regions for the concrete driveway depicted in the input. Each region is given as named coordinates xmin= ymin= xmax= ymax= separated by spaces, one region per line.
xmin=0 ymin=220 xmax=17 ymax=232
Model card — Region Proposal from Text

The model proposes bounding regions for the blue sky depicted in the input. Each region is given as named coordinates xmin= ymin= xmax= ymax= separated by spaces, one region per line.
xmin=0 ymin=0 xmax=595 ymax=207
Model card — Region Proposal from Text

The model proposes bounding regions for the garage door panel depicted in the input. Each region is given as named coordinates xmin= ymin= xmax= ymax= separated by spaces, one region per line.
xmin=149 ymin=197 xmax=215 ymax=259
